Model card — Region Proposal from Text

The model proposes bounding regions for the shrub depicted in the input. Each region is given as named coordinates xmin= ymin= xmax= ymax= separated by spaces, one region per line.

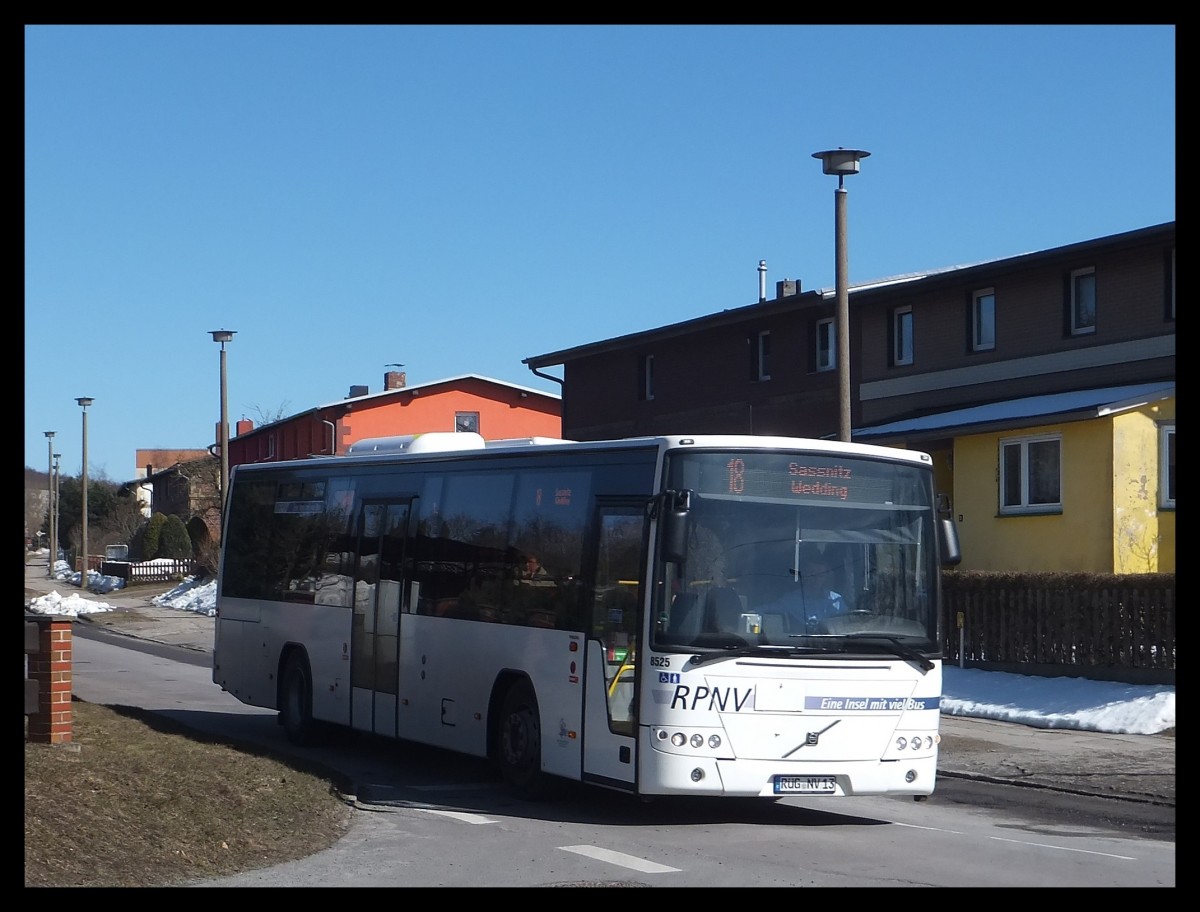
xmin=142 ymin=513 xmax=167 ymax=561
xmin=157 ymin=515 xmax=194 ymax=560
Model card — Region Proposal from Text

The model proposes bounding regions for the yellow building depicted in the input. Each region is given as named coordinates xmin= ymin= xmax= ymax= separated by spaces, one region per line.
xmin=857 ymin=383 xmax=1174 ymax=573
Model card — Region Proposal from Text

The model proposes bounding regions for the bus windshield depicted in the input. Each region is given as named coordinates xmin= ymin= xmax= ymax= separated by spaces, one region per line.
xmin=652 ymin=449 xmax=939 ymax=655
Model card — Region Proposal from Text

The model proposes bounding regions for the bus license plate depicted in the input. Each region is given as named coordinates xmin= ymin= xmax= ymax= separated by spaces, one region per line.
xmin=773 ymin=775 xmax=836 ymax=794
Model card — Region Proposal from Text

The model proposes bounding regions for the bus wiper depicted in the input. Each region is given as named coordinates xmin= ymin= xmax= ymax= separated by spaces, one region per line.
xmin=687 ymin=645 xmax=759 ymax=668
xmin=687 ymin=642 xmax=830 ymax=668
xmin=841 ymin=634 xmax=935 ymax=671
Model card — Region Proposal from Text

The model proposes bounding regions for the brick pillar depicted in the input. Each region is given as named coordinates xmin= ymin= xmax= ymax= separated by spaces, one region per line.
xmin=26 ymin=617 xmax=73 ymax=744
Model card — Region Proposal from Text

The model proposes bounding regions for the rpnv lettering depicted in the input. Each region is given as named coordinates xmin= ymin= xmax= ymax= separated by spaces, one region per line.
xmin=670 ymin=685 xmax=754 ymax=712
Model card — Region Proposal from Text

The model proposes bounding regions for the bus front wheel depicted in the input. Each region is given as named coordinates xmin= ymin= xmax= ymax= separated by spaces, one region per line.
xmin=280 ymin=652 xmax=322 ymax=746
xmin=499 ymin=680 xmax=552 ymax=800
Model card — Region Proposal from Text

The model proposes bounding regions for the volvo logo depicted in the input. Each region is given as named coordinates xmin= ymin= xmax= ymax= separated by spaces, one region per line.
xmin=783 ymin=720 xmax=841 ymax=757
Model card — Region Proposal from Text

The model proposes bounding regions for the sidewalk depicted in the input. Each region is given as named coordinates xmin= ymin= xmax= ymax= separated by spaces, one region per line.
xmin=23 ymin=553 xmax=1174 ymax=806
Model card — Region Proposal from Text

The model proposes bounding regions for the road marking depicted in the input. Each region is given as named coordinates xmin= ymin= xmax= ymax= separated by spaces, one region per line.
xmin=892 ymin=821 xmax=966 ymax=834
xmin=989 ymin=837 xmax=1135 ymax=860
xmin=420 ymin=809 xmax=495 ymax=825
xmin=559 ymin=845 xmax=681 ymax=874
xmin=356 ymin=797 xmax=496 ymax=824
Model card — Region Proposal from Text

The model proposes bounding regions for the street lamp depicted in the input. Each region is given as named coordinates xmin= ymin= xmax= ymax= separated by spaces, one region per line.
xmin=53 ymin=452 xmax=61 ymax=569
xmin=76 ymin=397 xmax=94 ymax=588
xmin=44 ymin=431 xmax=55 ymax=578
xmin=813 ymin=147 xmax=870 ymax=442
xmin=210 ymin=329 xmax=236 ymax=510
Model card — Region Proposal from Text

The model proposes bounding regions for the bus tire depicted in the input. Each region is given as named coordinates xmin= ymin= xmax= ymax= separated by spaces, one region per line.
xmin=280 ymin=652 xmax=322 ymax=746
xmin=499 ymin=679 xmax=553 ymax=800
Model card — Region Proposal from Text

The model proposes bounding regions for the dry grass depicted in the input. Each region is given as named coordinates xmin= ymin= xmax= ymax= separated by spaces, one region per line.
xmin=25 ymin=699 xmax=353 ymax=888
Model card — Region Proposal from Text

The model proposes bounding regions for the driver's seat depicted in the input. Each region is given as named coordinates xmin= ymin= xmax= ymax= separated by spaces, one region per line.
xmin=706 ymin=587 xmax=744 ymax=633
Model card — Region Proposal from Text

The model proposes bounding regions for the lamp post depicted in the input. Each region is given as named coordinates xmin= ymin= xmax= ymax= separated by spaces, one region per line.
xmin=813 ymin=148 xmax=870 ymax=443
xmin=44 ymin=431 xmax=55 ymax=577
xmin=210 ymin=330 xmax=236 ymax=510
xmin=76 ymin=397 xmax=94 ymax=588
xmin=53 ymin=452 xmax=61 ymax=569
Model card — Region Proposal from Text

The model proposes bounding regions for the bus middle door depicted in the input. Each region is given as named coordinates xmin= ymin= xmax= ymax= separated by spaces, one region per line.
xmin=350 ymin=500 xmax=411 ymax=739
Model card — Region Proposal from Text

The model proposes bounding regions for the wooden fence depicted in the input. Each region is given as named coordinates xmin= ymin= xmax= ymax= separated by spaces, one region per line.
xmin=99 ymin=559 xmax=197 ymax=584
xmin=940 ymin=571 xmax=1175 ymax=684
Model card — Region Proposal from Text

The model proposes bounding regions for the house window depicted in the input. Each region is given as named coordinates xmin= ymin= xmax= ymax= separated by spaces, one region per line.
xmin=1070 ymin=267 xmax=1096 ymax=335
xmin=756 ymin=330 xmax=771 ymax=381
xmin=815 ymin=318 xmax=835 ymax=372
xmin=640 ymin=354 xmax=655 ymax=401
xmin=1160 ymin=424 xmax=1175 ymax=509
xmin=972 ymin=288 xmax=996 ymax=352
xmin=454 ymin=412 xmax=479 ymax=434
xmin=1000 ymin=434 xmax=1062 ymax=514
xmin=890 ymin=306 xmax=913 ymax=366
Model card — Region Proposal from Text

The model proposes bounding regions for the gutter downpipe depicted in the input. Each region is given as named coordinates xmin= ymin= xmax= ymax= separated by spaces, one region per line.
xmin=527 ymin=365 xmax=564 ymax=389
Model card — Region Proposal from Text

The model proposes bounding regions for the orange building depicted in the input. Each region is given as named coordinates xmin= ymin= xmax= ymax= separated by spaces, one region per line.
xmin=227 ymin=371 xmax=562 ymax=469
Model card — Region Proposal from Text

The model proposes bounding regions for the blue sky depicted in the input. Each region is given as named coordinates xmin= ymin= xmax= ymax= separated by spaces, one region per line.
xmin=24 ymin=25 xmax=1175 ymax=481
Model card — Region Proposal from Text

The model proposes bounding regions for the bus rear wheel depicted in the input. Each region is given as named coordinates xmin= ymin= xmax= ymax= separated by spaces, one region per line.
xmin=499 ymin=680 xmax=553 ymax=800
xmin=280 ymin=652 xmax=322 ymax=746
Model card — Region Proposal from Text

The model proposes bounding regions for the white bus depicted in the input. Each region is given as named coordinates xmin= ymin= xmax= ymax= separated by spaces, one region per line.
xmin=213 ymin=432 xmax=961 ymax=801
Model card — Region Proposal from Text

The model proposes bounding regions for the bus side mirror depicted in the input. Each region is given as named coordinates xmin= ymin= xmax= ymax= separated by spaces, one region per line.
xmin=658 ymin=489 xmax=692 ymax=563
xmin=936 ymin=493 xmax=962 ymax=566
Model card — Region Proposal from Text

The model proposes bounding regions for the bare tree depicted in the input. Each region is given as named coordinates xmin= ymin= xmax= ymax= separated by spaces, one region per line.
xmin=246 ymin=401 xmax=293 ymax=425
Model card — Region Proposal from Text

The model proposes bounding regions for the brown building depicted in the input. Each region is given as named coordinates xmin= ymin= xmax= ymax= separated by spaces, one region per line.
xmin=131 ymin=448 xmax=212 ymax=518
xmin=524 ymin=223 xmax=1173 ymax=443
xmin=141 ymin=456 xmax=223 ymax=540
xmin=523 ymin=222 xmax=1175 ymax=573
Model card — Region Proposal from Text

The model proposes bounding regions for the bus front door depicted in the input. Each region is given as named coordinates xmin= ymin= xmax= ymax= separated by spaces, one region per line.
xmin=581 ymin=506 xmax=644 ymax=791
xmin=350 ymin=500 xmax=411 ymax=739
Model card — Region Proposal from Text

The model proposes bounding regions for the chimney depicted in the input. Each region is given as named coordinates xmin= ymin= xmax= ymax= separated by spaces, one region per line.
xmin=236 ymin=418 xmax=254 ymax=435
xmin=384 ymin=370 xmax=407 ymax=391
xmin=348 ymin=385 xmax=369 ymax=398
xmin=758 ymin=260 xmax=768 ymax=302
xmin=776 ymin=278 xmax=799 ymax=299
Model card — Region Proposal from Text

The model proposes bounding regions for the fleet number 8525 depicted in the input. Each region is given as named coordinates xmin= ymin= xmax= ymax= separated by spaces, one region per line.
xmin=650 ymin=656 xmax=671 ymax=668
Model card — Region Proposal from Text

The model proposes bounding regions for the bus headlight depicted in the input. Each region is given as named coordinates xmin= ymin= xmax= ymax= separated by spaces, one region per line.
xmin=887 ymin=732 xmax=938 ymax=759
xmin=651 ymin=727 xmax=727 ymax=757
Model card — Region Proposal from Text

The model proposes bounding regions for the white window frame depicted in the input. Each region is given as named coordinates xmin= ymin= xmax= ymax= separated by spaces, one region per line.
xmin=1160 ymin=423 xmax=1175 ymax=509
xmin=643 ymin=354 xmax=655 ymax=401
xmin=1070 ymin=267 xmax=1096 ymax=335
xmin=972 ymin=287 xmax=996 ymax=352
xmin=815 ymin=318 xmax=835 ymax=372
xmin=999 ymin=433 xmax=1062 ymax=514
xmin=756 ymin=330 xmax=771 ymax=381
xmin=892 ymin=305 xmax=913 ymax=366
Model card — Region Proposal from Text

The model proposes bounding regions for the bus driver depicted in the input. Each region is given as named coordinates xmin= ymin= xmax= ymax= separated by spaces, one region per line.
xmin=757 ymin=551 xmax=845 ymax=632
